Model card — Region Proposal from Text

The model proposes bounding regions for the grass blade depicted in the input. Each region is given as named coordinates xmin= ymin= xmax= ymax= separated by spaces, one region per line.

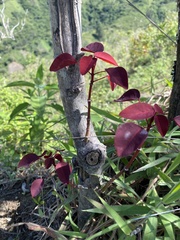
xmin=98 ymin=195 xmax=132 ymax=235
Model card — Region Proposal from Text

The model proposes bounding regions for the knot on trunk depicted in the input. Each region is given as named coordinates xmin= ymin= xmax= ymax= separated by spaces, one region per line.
xmin=85 ymin=150 xmax=100 ymax=166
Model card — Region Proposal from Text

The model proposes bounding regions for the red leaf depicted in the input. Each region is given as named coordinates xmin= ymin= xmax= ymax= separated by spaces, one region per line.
xmin=45 ymin=157 xmax=55 ymax=169
xmin=115 ymin=123 xmax=148 ymax=157
xmin=154 ymin=115 xmax=169 ymax=137
xmin=115 ymin=89 xmax=140 ymax=102
xmin=50 ymin=53 xmax=76 ymax=72
xmin=18 ymin=153 xmax=40 ymax=168
xmin=174 ymin=115 xmax=180 ymax=127
xmin=154 ymin=104 xmax=164 ymax=114
xmin=107 ymin=75 xmax=116 ymax=91
xmin=95 ymin=52 xmax=118 ymax=66
xmin=44 ymin=152 xmax=53 ymax=159
xmin=54 ymin=153 xmax=63 ymax=162
xmin=120 ymin=102 xmax=155 ymax=120
xmin=81 ymin=42 xmax=104 ymax=53
xmin=106 ymin=67 xmax=128 ymax=89
xmin=56 ymin=162 xmax=72 ymax=184
xmin=79 ymin=55 xmax=97 ymax=75
xmin=31 ymin=179 xmax=44 ymax=198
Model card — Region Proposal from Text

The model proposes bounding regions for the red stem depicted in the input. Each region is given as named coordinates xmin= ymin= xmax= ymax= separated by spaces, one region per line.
xmin=85 ymin=66 xmax=95 ymax=139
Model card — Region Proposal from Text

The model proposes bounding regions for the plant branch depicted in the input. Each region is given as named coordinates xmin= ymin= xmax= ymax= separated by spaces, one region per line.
xmin=85 ymin=66 xmax=95 ymax=139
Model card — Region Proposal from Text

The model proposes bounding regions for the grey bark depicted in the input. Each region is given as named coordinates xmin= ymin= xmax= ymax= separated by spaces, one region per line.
xmin=48 ymin=0 xmax=106 ymax=228
xmin=168 ymin=1 xmax=180 ymax=120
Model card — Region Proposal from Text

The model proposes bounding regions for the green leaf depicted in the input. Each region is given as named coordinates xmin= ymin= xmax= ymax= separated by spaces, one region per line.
xmin=57 ymin=230 xmax=87 ymax=238
xmin=158 ymin=170 xmax=174 ymax=188
xmin=166 ymin=152 xmax=180 ymax=175
xmin=163 ymin=182 xmax=180 ymax=204
xmin=67 ymin=211 xmax=79 ymax=232
xmin=143 ymin=217 xmax=158 ymax=240
xmin=36 ymin=64 xmax=44 ymax=81
xmin=133 ymin=153 xmax=177 ymax=173
xmin=151 ymin=204 xmax=180 ymax=230
xmin=5 ymin=81 xmax=35 ymax=88
xmin=9 ymin=102 xmax=30 ymax=121
xmin=47 ymin=103 xmax=64 ymax=114
xmin=85 ymin=198 xmax=110 ymax=216
xmin=98 ymin=195 xmax=132 ymax=235
xmin=85 ymin=204 xmax=150 ymax=216
xmin=165 ymin=79 xmax=173 ymax=88
xmin=91 ymin=106 xmax=122 ymax=124
xmin=160 ymin=216 xmax=175 ymax=240
xmin=86 ymin=223 xmax=118 ymax=240
xmin=44 ymin=84 xmax=59 ymax=90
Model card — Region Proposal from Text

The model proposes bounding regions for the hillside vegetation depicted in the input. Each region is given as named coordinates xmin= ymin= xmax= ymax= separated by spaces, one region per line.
xmin=0 ymin=0 xmax=176 ymax=73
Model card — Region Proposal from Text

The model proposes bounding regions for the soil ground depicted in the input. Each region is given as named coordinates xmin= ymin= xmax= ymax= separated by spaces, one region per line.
xmin=0 ymin=163 xmax=67 ymax=240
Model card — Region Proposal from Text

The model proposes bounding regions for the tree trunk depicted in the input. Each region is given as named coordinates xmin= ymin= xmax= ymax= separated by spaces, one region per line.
xmin=48 ymin=0 xmax=106 ymax=228
xmin=168 ymin=1 xmax=180 ymax=120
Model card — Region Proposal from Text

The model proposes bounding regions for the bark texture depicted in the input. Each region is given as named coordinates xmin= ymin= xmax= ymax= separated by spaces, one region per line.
xmin=168 ymin=1 xmax=180 ymax=120
xmin=48 ymin=0 xmax=106 ymax=228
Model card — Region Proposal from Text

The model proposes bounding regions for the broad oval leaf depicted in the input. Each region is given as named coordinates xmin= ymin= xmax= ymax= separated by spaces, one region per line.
xmin=54 ymin=153 xmax=63 ymax=162
xmin=106 ymin=67 xmax=128 ymax=89
xmin=120 ymin=102 xmax=155 ymax=120
xmin=56 ymin=162 xmax=72 ymax=184
xmin=174 ymin=115 xmax=180 ymax=127
xmin=107 ymin=75 xmax=116 ymax=91
xmin=5 ymin=81 xmax=35 ymax=88
xmin=45 ymin=157 xmax=55 ymax=169
xmin=79 ymin=55 xmax=97 ymax=75
xmin=115 ymin=89 xmax=140 ymax=102
xmin=50 ymin=53 xmax=76 ymax=72
xmin=18 ymin=151 xmax=47 ymax=168
xmin=81 ymin=42 xmax=104 ymax=53
xmin=154 ymin=115 xmax=169 ymax=137
xmin=154 ymin=104 xmax=164 ymax=114
xmin=115 ymin=123 xmax=148 ymax=157
xmin=31 ymin=178 xmax=44 ymax=198
xmin=18 ymin=153 xmax=40 ymax=168
xmin=95 ymin=52 xmax=118 ymax=66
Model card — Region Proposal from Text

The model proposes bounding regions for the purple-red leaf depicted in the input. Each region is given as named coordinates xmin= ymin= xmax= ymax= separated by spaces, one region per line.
xmin=79 ymin=55 xmax=97 ymax=75
xmin=50 ymin=53 xmax=76 ymax=72
xmin=106 ymin=67 xmax=128 ymax=89
xmin=115 ymin=89 xmax=140 ymax=102
xmin=154 ymin=104 xmax=164 ymax=114
xmin=44 ymin=152 xmax=53 ymax=159
xmin=95 ymin=52 xmax=118 ymax=66
xmin=120 ymin=102 xmax=155 ymax=120
xmin=31 ymin=179 xmax=44 ymax=198
xmin=115 ymin=123 xmax=148 ymax=157
xmin=174 ymin=115 xmax=180 ymax=127
xmin=81 ymin=42 xmax=104 ymax=53
xmin=54 ymin=153 xmax=63 ymax=162
xmin=18 ymin=153 xmax=40 ymax=168
xmin=154 ymin=115 xmax=169 ymax=137
xmin=56 ymin=162 xmax=72 ymax=184
xmin=107 ymin=75 xmax=116 ymax=91
xmin=45 ymin=157 xmax=55 ymax=169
